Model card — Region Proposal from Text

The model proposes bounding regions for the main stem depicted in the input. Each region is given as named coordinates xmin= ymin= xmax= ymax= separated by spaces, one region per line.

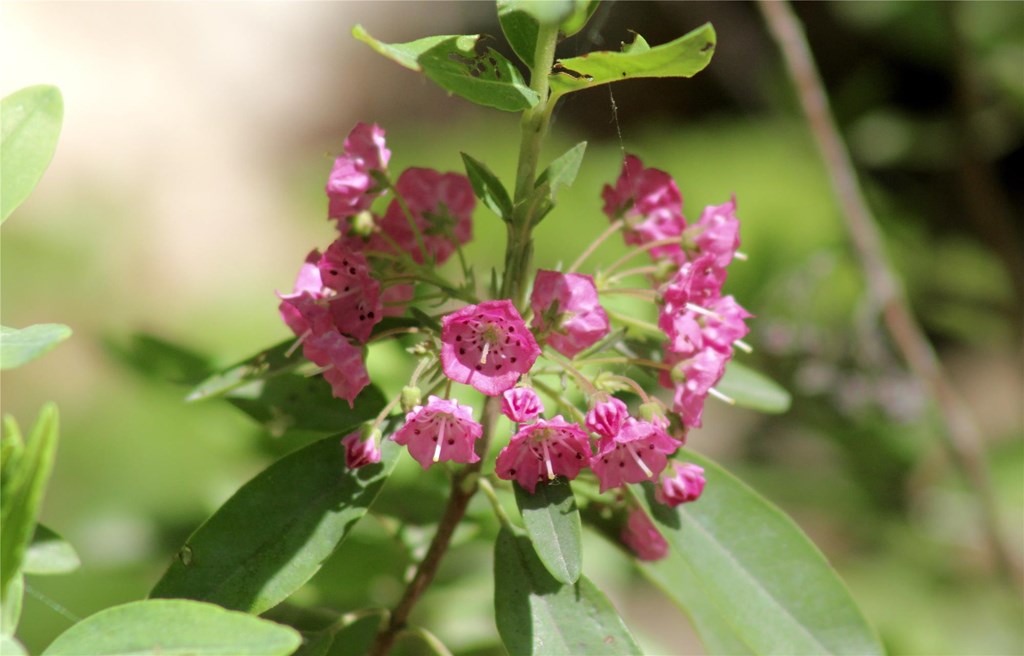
xmin=368 ymin=26 xmax=561 ymax=655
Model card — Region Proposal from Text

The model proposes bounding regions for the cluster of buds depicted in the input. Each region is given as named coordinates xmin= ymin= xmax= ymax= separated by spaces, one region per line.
xmin=280 ymin=125 xmax=755 ymax=558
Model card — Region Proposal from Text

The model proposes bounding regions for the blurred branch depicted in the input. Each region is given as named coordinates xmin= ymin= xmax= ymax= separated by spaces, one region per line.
xmin=757 ymin=0 xmax=1020 ymax=586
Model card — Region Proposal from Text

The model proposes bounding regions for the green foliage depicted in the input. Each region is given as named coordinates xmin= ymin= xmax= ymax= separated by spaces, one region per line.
xmin=0 ymin=405 xmax=59 ymax=605
xmin=494 ymin=527 xmax=641 ymax=655
xmin=549 ymin=24 xmax=716 ymax=98
xmin=150 ymin=438 xmax=399 ymax=614
xmin=717 ymin=361 xmax=792 ymax=413
xmin=41 ymin=599 xmax=301 ymax=656
xmin=531 ymin=141 xmax=587 ymax=225
xmin=461 ymin=152 xmax=514 ymax=222
xmin=23 ymin=524 xmax=80 ymax=575
xmin=0 ymin=324 xmax=72 ymax=370
xmin=186 ymin=340 xmax=300 ymax=401
xmin=635 ymin=451 xmax=884 ymax=655
xmin=514 ymin=480 xmax=582 ymax=584
xmin=0 ymin=85 xmax=63 ymax=223
xmin=353 ymin=27 xmax=539 ymax=112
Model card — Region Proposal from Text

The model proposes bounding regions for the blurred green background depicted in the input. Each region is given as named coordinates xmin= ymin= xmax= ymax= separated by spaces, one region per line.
xmin=2 ymin=2 xmax=1021 ymax=654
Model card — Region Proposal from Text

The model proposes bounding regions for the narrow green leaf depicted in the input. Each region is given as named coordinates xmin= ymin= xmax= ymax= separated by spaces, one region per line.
xmin=549 ymin=24 xmax=716 ymax=98
xmin=0 ymin=324 xmax=72 ymax=370
xmin=514 ymin=480 xmax=582 ymax=584
xmin=494 ymin=527 xmax=641 ymax=655
xmin=186 ymin=339 xmax=298 ymax=401
xmin=535 ymin=141 xmax=586 ymax=201
xmin=23 ymin=524 xmax=80 ymax=575
xmin=105 ymin=332 xmax=212 ymax=385
xmin=354 ymin=27 xmax=539 ymax=112
xmin=639 ymin=553 xmax=753 ymax=655
xmin=1 ymin=85 xmax=63 ymax=223
xmin=497 ymin=5 xmax=539 ymax=67
xmin=225 ymin=376 xmax=386 ymax=437
xmin=1 ymin=575 xmax=24 ymax=636
xmin=461 ymin=152 xmax=513 ymax=222
xmin=635 ymin=451 xmax=883 ymax=655
xmin=150 ymin=438 xmax=399 ymax=614
xmin=716 ymin=361 xmax=791 ymax=413
xmin=0 ymin=404 xmax=59 ymax=601
xmin=42 ymin=599 xmax=301 ymax=656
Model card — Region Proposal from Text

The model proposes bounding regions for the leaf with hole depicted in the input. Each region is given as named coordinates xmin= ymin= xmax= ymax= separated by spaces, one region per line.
xmin=150 ymin=437 xmax=399 ymax=614
xmin=354 ymin=26 xmax=538 ymax=112
xmin=42 ymin=599 xmax=301 ymax=656
xmin=633 ymin=451 xmax=883 ymax=655
xmin=494 ymin=527 xmax=640 ymax=655
xmin=0 ymin=324 xmax=72 ymax=370
xmin=514 ymin=479 xmax=581 ymax=584
xmin=1 ymin=86 xmax=63 ymax=223
xmin=549 ymin=24 xmax=716 ymax=98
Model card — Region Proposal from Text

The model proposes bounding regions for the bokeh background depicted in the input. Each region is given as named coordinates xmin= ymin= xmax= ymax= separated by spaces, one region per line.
xmin=2 ymin=2 xmax=1022 ymax=654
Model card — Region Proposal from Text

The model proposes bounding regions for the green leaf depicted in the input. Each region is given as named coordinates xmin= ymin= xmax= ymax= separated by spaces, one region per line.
xmin=514 ymin=480 xmax=582 ymax=584
xmin=716 ymin=361 xmax=791 ymax=413
xmin=461 ymin=152 xmax=513 ymax=222
xmin=225 ymin=376 xmax=386 ymax=437
xmin=0 ymin=324 xmax=72 ymax=370
xmin=549 ymin=24 xmax=716 ymax=98
xmin=0 ymin=634 xmax=27 ymax=656
xmin=499 ymin=0 xmax=574 ymax=25
xmin=105 ymin=332 xmax=212 ymax=385
xmin=186 ymin=339 xmax=299 ymax=401
xmin=353 ymin=26 xmax=539 ymax=112
xmin=23 ymin=524 xmax=80 ymax=575
xmin=635 ymin=451 xmax=883 ymax=655
xmin=560 ymin=0 xmax=602 ymax=38
xmin=150 ymin=437 xmax=399 ymax=614
xmin=1 ymin=86 xmax=63 ymax=223
xmin=41 ymin=599 xmax=301 ymax=656
xmin=497 ymin=4 xmax=539 ymax=67
xmin=532 ymin=141 xmax=587 ymax=224
xmin=0 ymin=405 xmax=59 ymax=601
xmin=494 ymin=527 xmax=641 ymax=655
xmin=1 ymin=575 xmax=23 ymax=636
xmin=639 ymin=554 xmax=753 ymax=655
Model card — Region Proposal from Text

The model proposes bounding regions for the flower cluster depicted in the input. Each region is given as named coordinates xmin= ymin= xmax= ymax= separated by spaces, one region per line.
xmin=282 ymin=128 xmax=754 ymax=560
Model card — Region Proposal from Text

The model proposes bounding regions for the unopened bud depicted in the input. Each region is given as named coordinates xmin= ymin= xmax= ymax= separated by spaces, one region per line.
xmin=351 ymin=209 xmax=376 ymax=236
xmin=401 ymin=386 xmax=422 ymax=413
xmin=639 ymin=400 xmax=666 ymax=425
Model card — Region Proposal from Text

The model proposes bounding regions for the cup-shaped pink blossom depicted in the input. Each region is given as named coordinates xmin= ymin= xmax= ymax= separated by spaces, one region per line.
xmin=278 ymin=250 xmax=332 ymax=337
xmin=440 ymin=300 xmax=541 ymax=396
xmin=700 ymin=295 xmax=752 ymax=353
xmin=301 ymin=330 xmax=370 ymax=407
xmin=585 ymin=396 xmax=629 ymax=439
xmin=327 ymin=123 xmax=390 ymax=222
xmin=590 ymin=418 xmax=680 ymax=492
xmin=530 ymin=270 xmax=610 ymax=358
xmin=344 ymin=122 xmax=390 ymax=173
xmin=341 ymin=431 xmax=382 ymax=469
xmin=691 ymin=197 xmax=740 ymax=267
xmin=655 ymin=461 xmax=706 ymax=506
xmin=501 ymin=387 xmax=544 ymax=423
xmin=621 ymin=508 xmax=668 ymax=561
xmin=379 ymin=168 xmax=474 ymax=265
xmin=495 ymin=416 xmax=592 ymax=493
xmin=317 ymin=240 xmax=383 ymax=343
xmin=392 ymin=396 xmax=483 ymax=469
xmin=602 ymin=154 xmax=687 ymax=263
xmin=665 ymin=347 xmax=730 ymax=429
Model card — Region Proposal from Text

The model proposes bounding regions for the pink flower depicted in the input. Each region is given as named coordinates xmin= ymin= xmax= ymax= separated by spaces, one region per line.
xmin=585 ymin=396 xmax=629 ymax=439
xmin=341 ymin=431 xmax=382 ymax=469
xmin=590 ymin=418 xmax=680 ymax=492
xmin=663 ymin=348 xmax=730 ymax=429
xmin=501 ymin=387 xmax=544 ymax=423
xmin=530 ymin=270 xmax=609 ymax=358
xmin=327 ymin=123 xmax=390 ymax=222
xmin=495 ymin=416 xmax=592 ymax=493
xmin=656 ymin=461 xmax=706 ymax=506
xmin=440 ymin=300 xmax=541 ymax=396
xmin=602 ymin=155 xmax=687 ymax=263
xmin=301 ymin=330 xmax=370 ymax=407
xmin=381 ymin=283 xmax=414 ymax=318
xmin=689 ymin=197 xmax=740 ymax=267
xmin=392 ymin=396 xmax=483 ymax=469
xmin=278 ymin=250 xmax=332 ymax=338
xmin=318 ymin=239 xmax=383 ymax=343
xmin=621 ymin=509 xmax=668 ymax=561
xmin=700 ymin=296 xmax=752 ymax=353
xmin=660 ymin=254 xmax=727 ymax=311
xmin=379 ymin=168 xmax=474 ymax=265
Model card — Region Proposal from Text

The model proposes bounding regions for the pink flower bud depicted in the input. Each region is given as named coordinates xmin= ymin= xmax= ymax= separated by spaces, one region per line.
xmin=585 ymin=396 xmax=629 ymax=439
xmin=501 ymin=387 xmax=544 ymax=423
xmin=655 ymin=461 xmax=706 ymax=506
xmin=621 ymin=509 xmax=668 ymax=561
xmin=341 ymin=431 xmax=382 ymax=469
